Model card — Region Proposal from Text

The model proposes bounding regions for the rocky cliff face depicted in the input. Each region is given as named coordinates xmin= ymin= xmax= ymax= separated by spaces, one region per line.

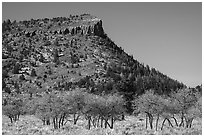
xmin=60 ymin=19 xmax=104 ymax=36
xmin=23 ymin=18 xmax=105 ymax=38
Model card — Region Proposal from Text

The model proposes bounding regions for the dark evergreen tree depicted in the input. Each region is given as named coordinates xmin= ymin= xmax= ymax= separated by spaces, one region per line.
xmin=4 ymin=86 xmax=11 ymax=94
xmin=31 ymin=69 xmax=37 ymax=77
xmin=13 ymin=63 xmax=20 ymax=74
xmin=53 ymin=49 xmax=59 ymax=64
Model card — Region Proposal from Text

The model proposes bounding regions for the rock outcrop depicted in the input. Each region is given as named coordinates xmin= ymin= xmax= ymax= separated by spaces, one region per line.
xmin=24 ymin=18 xmax=105 ymax=38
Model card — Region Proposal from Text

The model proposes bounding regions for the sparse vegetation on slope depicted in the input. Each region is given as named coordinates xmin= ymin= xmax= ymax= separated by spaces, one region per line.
xmin=2 ymin=14 xmax=201 ymax=135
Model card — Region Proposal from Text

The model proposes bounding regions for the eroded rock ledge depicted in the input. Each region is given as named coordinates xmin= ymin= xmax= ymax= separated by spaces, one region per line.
xmin=23 ymin=18 xmax=105 ymax=37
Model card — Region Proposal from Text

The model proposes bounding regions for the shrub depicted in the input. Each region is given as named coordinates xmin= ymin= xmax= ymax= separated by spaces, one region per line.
xmin=23 ymin=98 xmax=39 ymax=115
xmin=63 ymin=89 xmax=87 ymax=125
xmin=35 ymin=97 xmax=52 ymax=126
xmin=170 ymin=88 xmax=198 ymax=128
xmin=2 ymin=105 xmax=18 ymax=123
xmin=132 ymin=90 xmax=179 ymax=130
xmin=34 ymin=93 xmax=64 ymax=128
xmin=34 ymin=90 xmax=87 ymax=129
xmin=22 ymin=81 xmax=38 ymax=98
xmin=132 ymin=90 xmax=164 ymax=130
xmin=184 ymin=96 xmax=202 ymax=128
xmin=2 ymin=96 xmax=24 ymax=123
xmin=159 ymin=97 xmax=181 ymax=130
xmin=84 ymin=93 xmax=125 ymax=129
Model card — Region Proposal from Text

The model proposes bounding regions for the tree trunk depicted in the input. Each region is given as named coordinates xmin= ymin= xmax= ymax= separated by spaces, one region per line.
xmin=91 ymin=117 xmax=96 ymax=127
xmin=106 ymin=120 xmax=111 ymax=129
xmin=73 ymin=114 xmax=76 ymax=124
xmin=145 ymin=114 xmax=148 ymax=129
xmin=156 ymin=114 xmax=159 ymax=131
xmin=186 ymin=120 xmax=189 ymax=128
xmin=87 ymin=116 xmax=91 ymax=130
xmin=105 ymin=118 xmax=107 ymax=128
xmin=179 ymin=112 xmax=185 ymax=127
xmin=97 ymin=116 xmax=100 ymax=127
xmin=59 ymin=115 xmax=63 ymax=128
xmin=53 ymin=117 xmax=58 ymax=129
xmin=14 ymin=115 xmax=17 ymax=122
xmin=74 ymin=113 xmax=80 ymax=125
xmin=161 ymin=118 xmax=167 ymax=130
xmin=53 ymin=118 xmax=56 ymax=129
xmin=17 ymin=114 xmax=20 ymax=120
xmin=55 ymin=117 xmax=58 ymax=129
xmin=122 ymin=114 xmax=125 ymax=120
xmin=105 ymin=118 xmax=111 ymax=129
xmin=101 ymin=117 xmax=104 ymax=128
xmin=61 ymin=113 xmax=65 ymax=126
xmin=167 ymin=118 xmax=173 ymax=127
xmin=186 ymin=118 xmax=193 ymax=128
xmin=42 ymin=118 xmax=45 ymax=125
xmin=9 ymin=116 xmax=13 ymax=123
xmin=172 ymin=115 xmax=178 ymax=127
xmin=189 ymin=118 xmax=193 ymax=128
xmin=161 ymin=118 xmax=174 ymax=130
xmin=110 ymin=116 xmax=114 ymax=129
xmin=46 ymin=119 xmax=50 ymax=125
xmin=147 ymin=113 xmax=153 ymax=129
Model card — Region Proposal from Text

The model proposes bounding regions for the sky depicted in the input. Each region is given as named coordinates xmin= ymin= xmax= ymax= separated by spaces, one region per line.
xmin=2 ymin=2 xmax=202 ymax=87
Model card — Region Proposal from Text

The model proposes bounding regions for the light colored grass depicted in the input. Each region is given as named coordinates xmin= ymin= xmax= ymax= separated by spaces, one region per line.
xmin=2 ymin=114 xmax=202 ymax=135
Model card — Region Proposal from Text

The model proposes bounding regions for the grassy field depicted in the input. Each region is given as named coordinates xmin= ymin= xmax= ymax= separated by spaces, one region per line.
xmin=2 ymin=113 xmax=202 ymax=135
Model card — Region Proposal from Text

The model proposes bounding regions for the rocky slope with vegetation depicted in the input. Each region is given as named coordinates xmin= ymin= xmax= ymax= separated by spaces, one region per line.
xmin=2 ymin=14 xmax=201 ymax=134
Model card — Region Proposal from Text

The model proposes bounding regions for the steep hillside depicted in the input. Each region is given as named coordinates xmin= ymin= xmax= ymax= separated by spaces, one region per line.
xmin=2 ymin=14 xmax=185 ymax=112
